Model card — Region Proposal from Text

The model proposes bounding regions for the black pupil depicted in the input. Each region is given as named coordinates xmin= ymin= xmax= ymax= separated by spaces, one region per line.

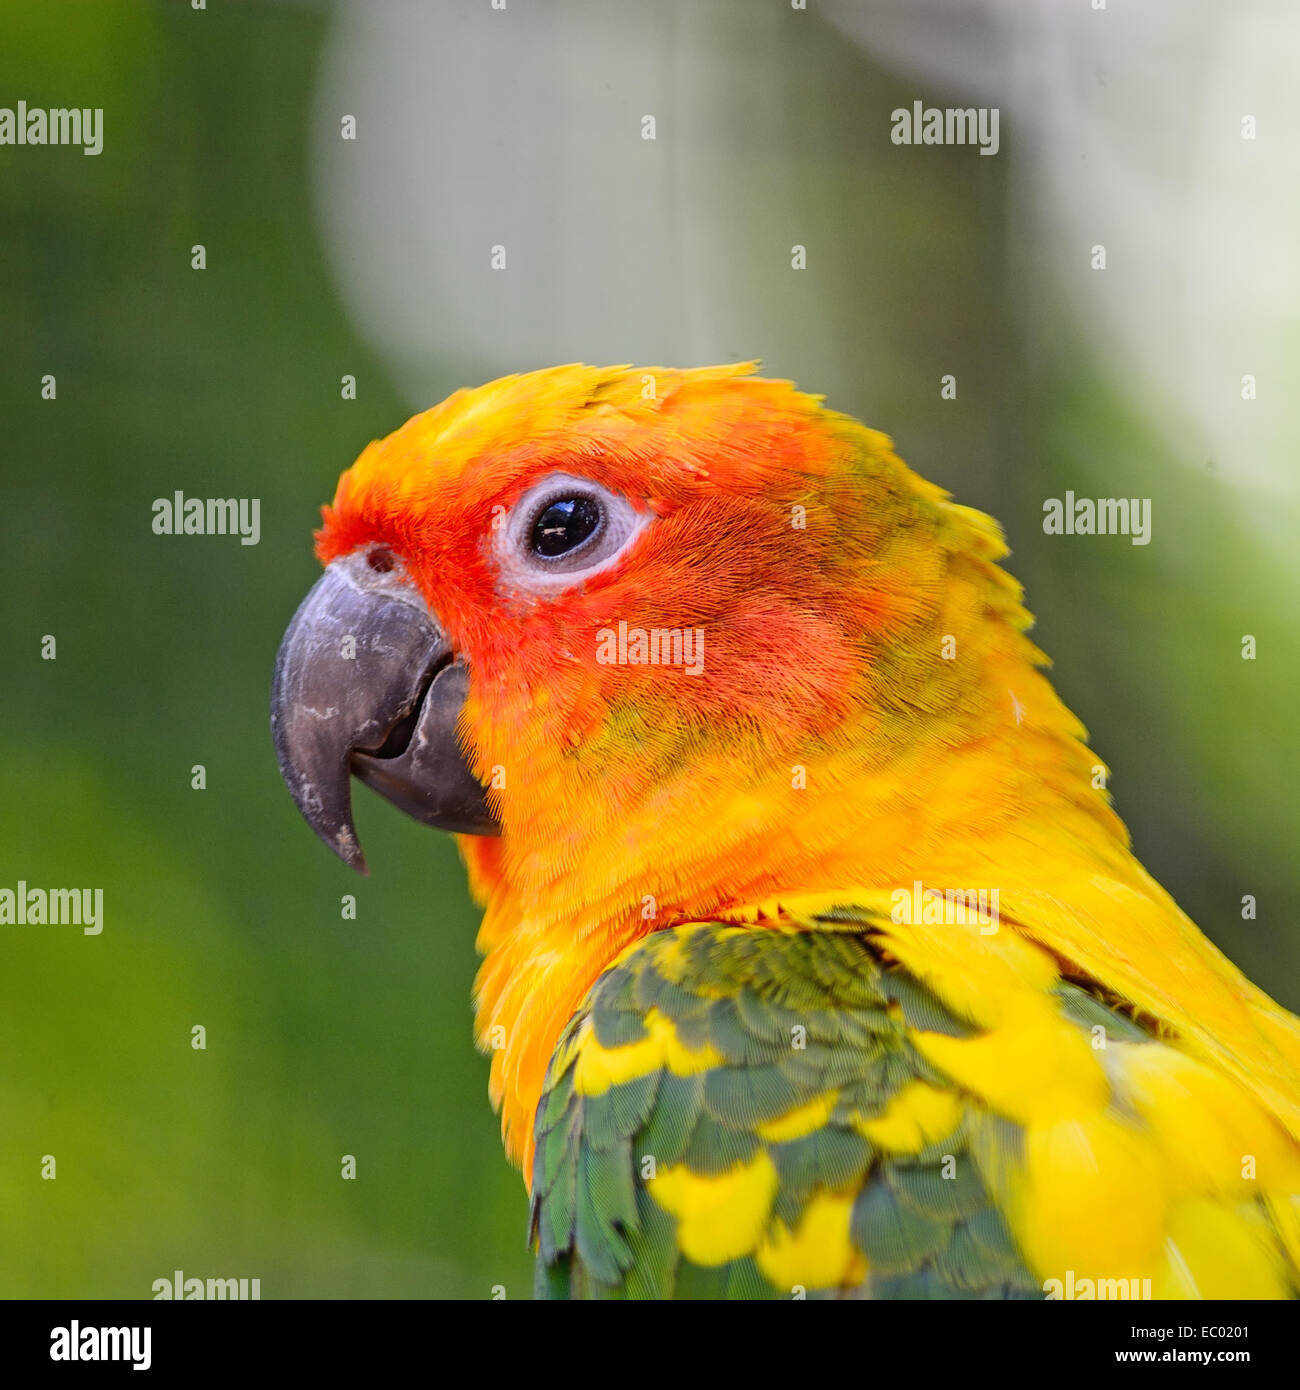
xmin=531 ymin=496 xmax=601 ymax=558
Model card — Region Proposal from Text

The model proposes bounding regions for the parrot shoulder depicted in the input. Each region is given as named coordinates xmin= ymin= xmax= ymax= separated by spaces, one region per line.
xmin=531 ymin=911 xmax=1036 ymax=1298
xmin=530 ymin=900 xmax=1300 ymax=1299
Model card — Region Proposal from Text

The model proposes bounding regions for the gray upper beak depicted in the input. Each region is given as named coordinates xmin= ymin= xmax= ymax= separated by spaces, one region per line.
xmin=270 ymin=549 xmax=499 ymax=873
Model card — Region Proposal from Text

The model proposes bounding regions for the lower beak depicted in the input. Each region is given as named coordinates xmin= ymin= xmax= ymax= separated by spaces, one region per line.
xmin=270 ymin=550 xmax=499 ymax=873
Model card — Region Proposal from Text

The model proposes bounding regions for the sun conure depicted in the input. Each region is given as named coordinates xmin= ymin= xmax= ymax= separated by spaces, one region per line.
xmin=271 ymin=363 xmax=1300 ymax=1299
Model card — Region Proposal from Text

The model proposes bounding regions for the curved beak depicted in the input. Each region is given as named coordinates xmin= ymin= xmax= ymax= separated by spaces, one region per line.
xmin=270 ymin=550 xmax=499 ymax=873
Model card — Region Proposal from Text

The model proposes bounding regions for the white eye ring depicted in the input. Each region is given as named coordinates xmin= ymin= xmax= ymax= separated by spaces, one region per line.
xmin=495 ymin=473 xmax=651 ymax=593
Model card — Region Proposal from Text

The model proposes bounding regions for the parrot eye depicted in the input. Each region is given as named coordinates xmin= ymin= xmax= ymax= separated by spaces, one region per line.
xmin=531 ymin=496 xmax=602 ymax=558
xmin=498 ymin=473 xmax=651 ymax=590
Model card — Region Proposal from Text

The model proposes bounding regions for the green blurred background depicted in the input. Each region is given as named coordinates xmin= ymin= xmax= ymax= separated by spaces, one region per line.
xmin=1 ymin=0 xmax=1296 ymax=1298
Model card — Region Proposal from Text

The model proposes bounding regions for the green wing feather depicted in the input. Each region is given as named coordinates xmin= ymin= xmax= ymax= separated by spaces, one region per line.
xmin=530 ymin=910 xmax=1047 ymax=1299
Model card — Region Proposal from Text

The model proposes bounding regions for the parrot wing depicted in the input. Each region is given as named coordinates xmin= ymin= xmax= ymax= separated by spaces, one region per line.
xmin=530 ymin=901 xmax=1300 ymax=1299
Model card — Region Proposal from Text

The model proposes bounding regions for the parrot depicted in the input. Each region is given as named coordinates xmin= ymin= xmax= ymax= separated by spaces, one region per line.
xmin=271 ymin=363 xmax=1300 ymax=1299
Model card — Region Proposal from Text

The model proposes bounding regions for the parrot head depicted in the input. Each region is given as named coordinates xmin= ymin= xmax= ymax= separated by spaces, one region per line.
xmin=271 ymin=362 xmax=1096 ymax=1163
